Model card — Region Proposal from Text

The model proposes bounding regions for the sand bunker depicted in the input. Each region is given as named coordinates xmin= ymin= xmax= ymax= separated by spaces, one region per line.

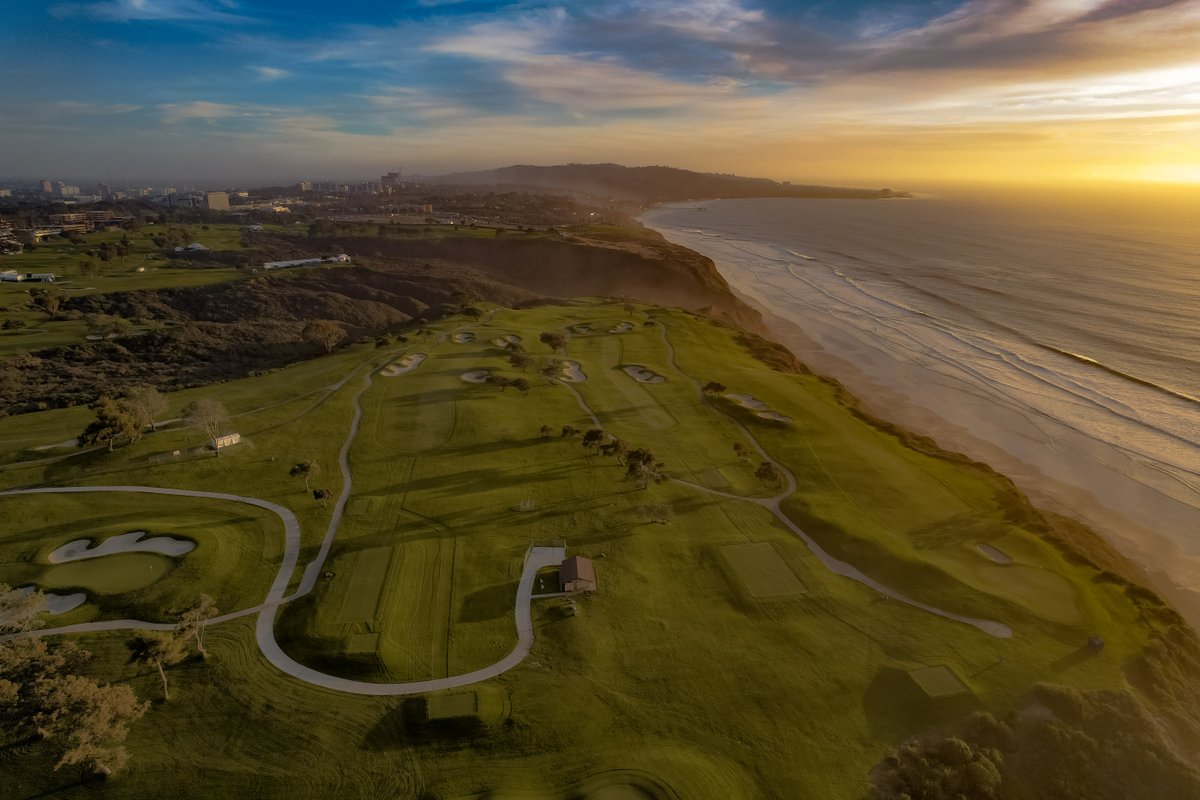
xmin=48 ymin=531 xmax=195 ymax=564
xmin=461 ymin=370 xmax=491 ymax=384
xmin=978 ymin=543 xmax=1014 ymax=564
xmin=608 ymin=322 xmax=635 ymax=333
xmin=559 ymin=361 xmax=587 ymax=382
xmin=380 ymin=353 xmax=427 ymax=377
xmin=570 ymin=324 xmax=592 ymax=334
xmin=452 ymin=332 xmax=476 ymax=344
xmin=622 ymin=365 xmax=666 ymax=384
xmin=14 ymin=585 xmax=87 ymax=615
xmin=726 ymin=393 xmax=792 ymax=423
xmin=490 ymin=334 xmax=522 ymax=348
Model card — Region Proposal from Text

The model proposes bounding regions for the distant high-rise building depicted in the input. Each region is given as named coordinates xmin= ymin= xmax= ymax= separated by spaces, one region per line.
xmin=58 ymin=183 xmax=81 ymax=197
xmin=204 ymin=191 xmax=230 ymax=211
xmin=96 ymin=182 xmax=111 ymax=197
xmin=40 ymin=179 xmax=53 ymax=194
xmin=162 ymin=187 xmax=176 ymax=196
xmin=298 ymin=180 xmax=312 ymax=191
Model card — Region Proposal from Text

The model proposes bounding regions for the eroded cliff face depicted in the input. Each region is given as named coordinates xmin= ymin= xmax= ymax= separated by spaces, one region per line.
xmin=314 ymin=232 xmax=765 ymax=333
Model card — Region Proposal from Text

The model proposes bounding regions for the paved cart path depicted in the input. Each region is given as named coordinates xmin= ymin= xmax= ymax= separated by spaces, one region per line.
xmin=2 ymin=357 xmax=574 ymax=694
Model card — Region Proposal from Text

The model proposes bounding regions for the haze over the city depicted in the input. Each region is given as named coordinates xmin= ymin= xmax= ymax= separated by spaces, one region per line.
xmin=4 ymin=0 xmax=1200 ymax=187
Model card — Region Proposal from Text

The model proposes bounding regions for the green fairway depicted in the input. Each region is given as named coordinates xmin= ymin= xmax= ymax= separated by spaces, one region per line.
xmin=0 ymin=299 xmax=1176 ymax=799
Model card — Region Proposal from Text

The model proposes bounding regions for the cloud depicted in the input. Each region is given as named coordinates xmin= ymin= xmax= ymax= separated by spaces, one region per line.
xmin=52 ymin=0 xmax=249 ymax=23
xmin=56 ymin=101 xmax=143 ymax=114
xmin=255 ymin=66 xmax=290 ymax=81
xmin=160 ymin=100 xmax=239 ymax=124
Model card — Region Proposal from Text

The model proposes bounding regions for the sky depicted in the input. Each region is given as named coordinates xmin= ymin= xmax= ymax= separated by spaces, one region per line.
xmin=2 ymin=0 xmax=1199 ymax=187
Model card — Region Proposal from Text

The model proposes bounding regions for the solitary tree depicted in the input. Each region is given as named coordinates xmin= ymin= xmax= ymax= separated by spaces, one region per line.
xmin=123 ymin=385 xmax=167 ymax=432
xmin=78 ymin=396 xmax=142 ymax=452
xmin=702 ymin=381 xmax=727 ymax=395
xmin=289 ymin=459 xmax=319 ymax=492
xmin=29 ymin=286 xmax=65 ymax=319
xmin=625 ymin=448 xmax=665 ymax=488
xmin=508 ymin=352 xmax=533 ymax=370
xmin=182 ymin=398 xmax=230 ymax=452
xmin=539 ymin=331 xmax=567 ymax=354
xmin=176 ymin=594 xmax=219 ymax=658
xmin=755 ymin=461 xmax=785 ymax=487
xmin=539 ymin=424 xmax=554 ymax=437
xmin=301 ymin=319 xmax=347 ymax=354
xmin=560 ymin=425 xmax=580 ymax=438
xmin=126 ymin=632 xmax=185 ymax=701
xmin=733 ymin=442 xmax=752 ymax=460
xmin=511 ymin=377 xmax=531 ymax=393
xmin=313 ymin=487 xmax=333 ymax=507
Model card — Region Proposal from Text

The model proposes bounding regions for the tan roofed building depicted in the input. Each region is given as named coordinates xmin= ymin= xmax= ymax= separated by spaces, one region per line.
xmin=559 ymin=555 xmax=597 ymax=593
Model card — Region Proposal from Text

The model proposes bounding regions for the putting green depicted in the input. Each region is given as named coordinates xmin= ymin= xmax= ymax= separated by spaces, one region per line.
xmin=39 ymin=552 xmax=177 ymax=594
xmin=909 ymin=665 xmax=971 ymax=698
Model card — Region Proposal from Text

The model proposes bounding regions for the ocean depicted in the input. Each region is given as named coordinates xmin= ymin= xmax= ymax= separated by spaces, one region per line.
xmin=642 ymin=190 xmax=1200 ymax=621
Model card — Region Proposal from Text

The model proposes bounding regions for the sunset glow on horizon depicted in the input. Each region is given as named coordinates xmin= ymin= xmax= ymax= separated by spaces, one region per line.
xmin=3 ymin=0 xmax=1200 ymax=187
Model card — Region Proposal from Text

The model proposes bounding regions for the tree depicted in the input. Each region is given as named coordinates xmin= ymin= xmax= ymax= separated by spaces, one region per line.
xmin=123 ymin=385 xmax=167 ymax=432
xmin=29 ymin=286 xmax=65 ymax=319
xmin=508 ymin=352 xmax=533 ymax=370
xmin=313 ymin=487 xmax=333 ymax=506
xmin=78 ymin=395 xmax=142 ymax=452
xmin=289 ymin=460 xmax=319 ymax=492
xmin=486 ymin=375 xmax=513 ymax=391
xmin=301 ymin=319 xmax=347 ymax=354
xmin=539 ymin=424 xmax=554 ymax=437
xmin=85 ymin=314 xmax=133 ymax=339
xmin=733 ymin=442 xmax=752 ymax=460
xmin=581 ymin=428 xmax=607 ymax=452
xmin=625 ymin=448 xmax=665 ymax=488
xmin=871 ymin=735 xmax=1003 ymax=800
xmin=1 ymin=586 xmax=147 ymax=778
xmin=182 ymin=398 xmax=230 ymax=452
xmin=560 ymin=425 xmax=579 ymax=438
xmin=539 ymin=331 xmax=567 ymax=354
xmin=177 ymin=594 xmax=219 ymax=657
xmin=126 ymin=631 xmax=185 ymax=701
xmin=600 ymin=437 xmax=629 ymax=461
xmin=755 ymin=461 xmax=785 ymax=487
xmin=511 ymin=377 xmax=530 ymax=393
xmin=702 ymin=381 xmax=727 ymax=395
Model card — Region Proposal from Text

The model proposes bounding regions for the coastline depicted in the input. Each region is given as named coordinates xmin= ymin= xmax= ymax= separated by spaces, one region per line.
xmin=639 ymin=202 xmax=1200 ymax=631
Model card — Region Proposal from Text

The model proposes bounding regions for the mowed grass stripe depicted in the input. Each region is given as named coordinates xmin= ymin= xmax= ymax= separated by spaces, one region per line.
xmin=722 ymin=542 xmax=806 ymax=597
xmin=337 ymin=546 xmax=392 ymax=624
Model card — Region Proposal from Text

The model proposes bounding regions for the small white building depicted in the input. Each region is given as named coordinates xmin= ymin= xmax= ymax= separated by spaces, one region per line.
xmin=175 ymin=242 xmax=211 ymax=253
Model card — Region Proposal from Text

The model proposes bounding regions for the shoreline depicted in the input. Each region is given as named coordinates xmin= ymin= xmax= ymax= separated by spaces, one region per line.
xmin=639 ymin=203 xmax=1200 ymax=631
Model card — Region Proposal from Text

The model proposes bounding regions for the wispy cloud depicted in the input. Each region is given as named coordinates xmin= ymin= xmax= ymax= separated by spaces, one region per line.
xmin=160 ymin=100 xmax=239 ymax=124
xmin=51 ymin=0 xmax=250 ymax=23
xmin=255 ymin=66 xmax=290 ymax=81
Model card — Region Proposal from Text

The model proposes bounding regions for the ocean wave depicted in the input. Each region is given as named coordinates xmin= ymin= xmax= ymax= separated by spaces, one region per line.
xmin=1041 ymin=346 xmax=1200 ymax=408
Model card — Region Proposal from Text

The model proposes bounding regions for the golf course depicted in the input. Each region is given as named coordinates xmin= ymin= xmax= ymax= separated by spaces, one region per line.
xmin=0 ymin=299 xmax=1188 ymax=798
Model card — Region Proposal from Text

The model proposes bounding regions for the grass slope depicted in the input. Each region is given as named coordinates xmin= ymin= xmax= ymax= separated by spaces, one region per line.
xmin=0 ymin=301 xmax=1187 ymax=799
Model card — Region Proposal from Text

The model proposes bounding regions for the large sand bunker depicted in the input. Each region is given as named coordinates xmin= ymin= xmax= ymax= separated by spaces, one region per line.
xmin=461 ymin=370 xmax=491 ymax=384
xmin=978 ymin=543 xmax=1013 ymax=564
xmin=491 ymin=334 xmax=522 ymax=348
xmin=725 ymin=393 xmax=792 ymax=423
xmin=452 ymin=332 xmax=477 ymax=344
xmin=14 ymin=585 xmax=87 ymax=614
xmin=48 ymin=531 xmax=195 ymax=563
xmin=380 ymin=353 xmax=427 ymax=377
xmin=570 ymin=324 xmax=592 ymax=334
xmin=609 ymin=321 xmax=635 ymax=333
xmin=558 ymin=361 xmax=587 ymax=382
xmin=622 ymin=365 xmax=666 ymax=384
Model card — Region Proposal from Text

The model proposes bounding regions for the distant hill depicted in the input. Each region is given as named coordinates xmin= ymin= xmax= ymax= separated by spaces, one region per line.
xmin=430 ymin=163 xmax=909 ymax=203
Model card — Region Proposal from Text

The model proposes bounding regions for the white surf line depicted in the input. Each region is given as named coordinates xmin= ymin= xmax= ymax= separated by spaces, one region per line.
xmin=656 ymin=324 xmax=1013 ymax=639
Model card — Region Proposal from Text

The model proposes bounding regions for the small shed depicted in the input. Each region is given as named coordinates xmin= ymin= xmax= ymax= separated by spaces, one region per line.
xmin=559 ymin=555 xmax=597 ymax=593
xmin=212 ymin=433 xmax=242 ymax=450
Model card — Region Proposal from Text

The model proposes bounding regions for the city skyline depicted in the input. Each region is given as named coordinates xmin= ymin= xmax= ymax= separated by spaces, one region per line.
xmin=3 ymin=0 xmax=1200 ymax=188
